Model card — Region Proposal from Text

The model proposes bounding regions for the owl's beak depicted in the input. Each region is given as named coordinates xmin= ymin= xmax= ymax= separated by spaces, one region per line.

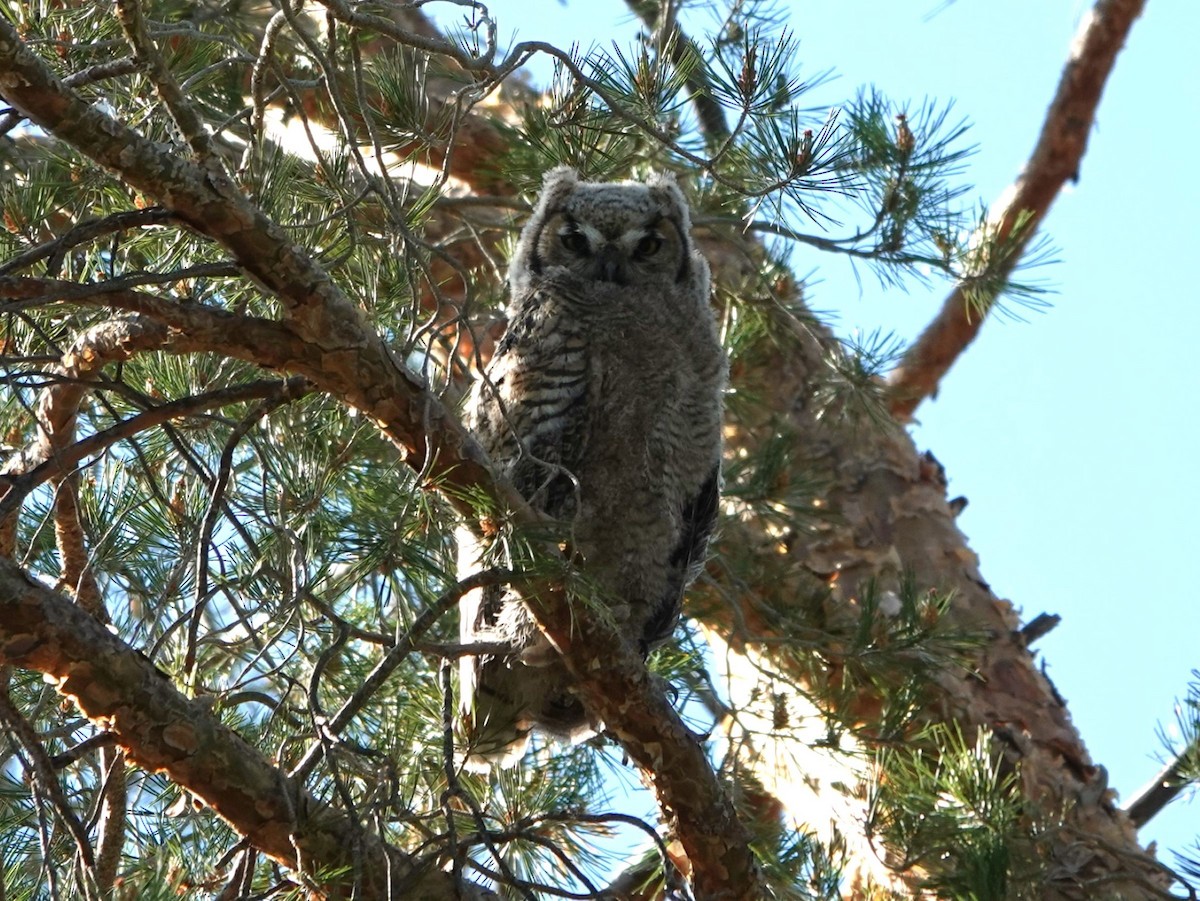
xmin=596 ymin=246 xmax=626 ymax=284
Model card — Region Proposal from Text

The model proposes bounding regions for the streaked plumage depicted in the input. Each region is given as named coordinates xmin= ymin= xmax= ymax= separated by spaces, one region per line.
xmin=458 ymin=167 xmax=725 ymax=769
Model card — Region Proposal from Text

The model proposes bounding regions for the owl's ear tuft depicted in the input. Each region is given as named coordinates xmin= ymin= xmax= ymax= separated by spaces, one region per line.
xmin=646 ymin=171 xmax=694 ymax=236
xmin=537 ymin=166 xmax=580 ymax=211
xmin=510 ymin=167 xmax=580 ymax=296
xmin=646 ymin=171 xmax=704 ymax=286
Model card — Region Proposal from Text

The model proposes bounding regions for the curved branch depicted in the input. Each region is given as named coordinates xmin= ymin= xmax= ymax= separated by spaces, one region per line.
xmin=0 ymin=376 xmax=311 ymax=525
xmin=887 ymin=0 xmax=1146 ymax=421
xmin=0 ymin=558 xmax=470 ymax=900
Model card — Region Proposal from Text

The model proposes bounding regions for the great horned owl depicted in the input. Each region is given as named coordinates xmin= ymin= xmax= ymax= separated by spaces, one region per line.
xmin=458 ymin=167 xmax=725 ymax=770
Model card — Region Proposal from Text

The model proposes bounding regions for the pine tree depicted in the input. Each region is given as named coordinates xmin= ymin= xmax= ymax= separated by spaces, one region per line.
xmin=0 ymin=0 xmax=1186 ymax=899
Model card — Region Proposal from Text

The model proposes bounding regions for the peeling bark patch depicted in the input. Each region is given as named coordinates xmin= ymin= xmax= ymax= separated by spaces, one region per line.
xmin=162 ymin=722 xmax=200 ymax=753
xmin=1 ymin=633 xmax=39 ymax=656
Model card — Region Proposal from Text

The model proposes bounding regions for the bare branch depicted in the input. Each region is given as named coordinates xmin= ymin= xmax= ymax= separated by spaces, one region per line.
xmin=113 ymin=0 xmax=224 ymax=165
xmin=0 ymin=376 xmax=311 ymax=525
xmin=887 ymin=0 xmax=1146 ymax=420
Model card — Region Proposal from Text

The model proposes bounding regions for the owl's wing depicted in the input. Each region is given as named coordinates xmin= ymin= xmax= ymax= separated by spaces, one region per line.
xmin=642 ymin=462 xmax=722 ymax=651
xmin=459 ymin=285 xmax=596 ymax=768
xmin=475 ymin=286 xmax=593 ymax=519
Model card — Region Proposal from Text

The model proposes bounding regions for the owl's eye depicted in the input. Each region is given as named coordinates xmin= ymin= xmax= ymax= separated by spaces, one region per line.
xmin=635 ymin=234 xmax=663 ymax=258
xmin=560 ymin=231 xmax=589 ymax=254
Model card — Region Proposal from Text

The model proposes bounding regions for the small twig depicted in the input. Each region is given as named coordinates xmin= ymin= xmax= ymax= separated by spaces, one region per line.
xmin=0 ymin=377 xmax=312 ymax=525
xmin=288 ymin=568 xmax=516 ymax=780
xmin=1019 ymin=612 xmax=1061 ymax=647
xmin=113 ymin=0 xmax=224 ymax=166
xmin=0 ymin=57 xmax=139 ymax=135
xmin=439 ymin=658 xmax=468 ymax=892
xmin=0 ymin=262 xmax=241 ymax=311
xmin=48 ymin=732 xmax=119 ymax=769
xmin=240 ymin=10 xmax=288 ymax=175
xmin=185 ymin=392 xmax=301 ymax=687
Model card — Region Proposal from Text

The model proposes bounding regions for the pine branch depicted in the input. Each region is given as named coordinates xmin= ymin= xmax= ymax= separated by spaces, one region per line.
xmin=626 ymin=0 xmax=732 ymax=144
xmin=113 ymin=0 xmax=224 ymax=166
xmin=887 ymin=0 xmax=1146 ymax=420
xmin=0 ymin=18 xmax=391 ymax=351
xmin=1124 ymin=677 xmax=1200 ymax=829
xmin=0 ymin=207 xmax=177 ymax=279
xmin=0 ymin=305 xmax=313 ymax=528
xmin=288 ymin=568 xmax=515 ymax=780
xmin=1123 ymin=749 xmax=1197 ymax=830
xmin=0 ymin=677 xmax=97 ymax=876
xmin=0 ymin=558 xmax=478 ymax=900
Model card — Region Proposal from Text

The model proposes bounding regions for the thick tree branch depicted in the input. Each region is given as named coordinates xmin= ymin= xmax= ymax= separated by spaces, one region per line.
xmin=887 ymin=0 xmax=1145 ymax=420
xmin=529 ymin=585 xmax=762 ymax=899
xmin=0 ymin=558 xmax=477 ymax=900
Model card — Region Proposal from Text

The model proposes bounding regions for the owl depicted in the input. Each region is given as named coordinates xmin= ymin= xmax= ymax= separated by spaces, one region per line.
xmin=457 ymin=167 xmax=725 ymax=770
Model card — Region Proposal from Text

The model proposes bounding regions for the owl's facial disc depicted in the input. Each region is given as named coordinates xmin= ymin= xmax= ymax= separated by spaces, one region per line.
xmin=551 ymin=215 xmax=674 ymax=285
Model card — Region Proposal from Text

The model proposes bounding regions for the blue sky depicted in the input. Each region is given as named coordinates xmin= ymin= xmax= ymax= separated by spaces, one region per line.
xmin=441 ymin=0 xmax=1200 ymax=867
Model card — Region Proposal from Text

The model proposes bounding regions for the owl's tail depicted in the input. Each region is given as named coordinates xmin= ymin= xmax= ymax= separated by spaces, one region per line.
xmin=459 ymin=652 xmax=597 ymax=772
xmin=457 ymin=531 xmax=598 ymax=770
xmin=459 ymin=653 xmax=534 ymax=772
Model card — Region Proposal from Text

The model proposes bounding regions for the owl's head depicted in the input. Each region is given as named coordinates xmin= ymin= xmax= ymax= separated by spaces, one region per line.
xmin=509 ymin=167 xmax=709 ymax=300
